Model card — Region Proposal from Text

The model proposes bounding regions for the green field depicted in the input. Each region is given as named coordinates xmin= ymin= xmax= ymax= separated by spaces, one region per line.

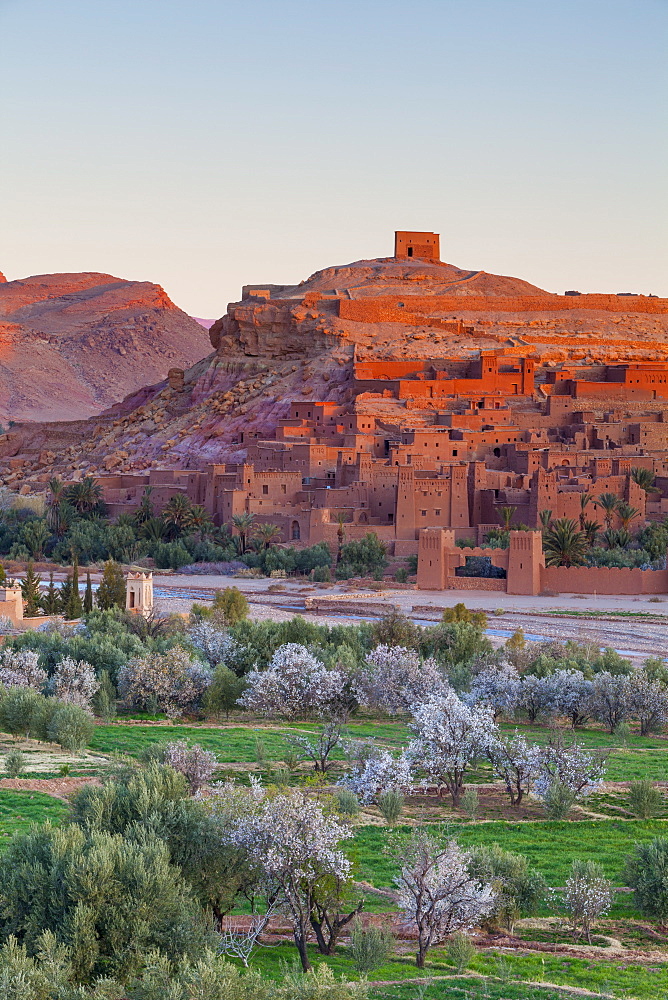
xmin=0 ymin=789 xmax=68 ymax=846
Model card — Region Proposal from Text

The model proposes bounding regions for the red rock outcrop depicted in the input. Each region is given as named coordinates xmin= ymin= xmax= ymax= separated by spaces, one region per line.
xmin=0 ymin=272 xmax=209 ymax=421
xmin=0 ymin=254 xmax=667 ymax=489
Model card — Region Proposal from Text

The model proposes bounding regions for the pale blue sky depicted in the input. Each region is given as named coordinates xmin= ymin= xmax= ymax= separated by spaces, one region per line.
xmin=1 ymin=0 xmax=666 ymax=315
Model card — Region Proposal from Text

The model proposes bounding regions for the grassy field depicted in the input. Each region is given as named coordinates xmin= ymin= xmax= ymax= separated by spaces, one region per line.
xmin=351 ymin=818 xmax=668 ymax=887
xmin=0 ymin=789 xmax=68 ymax=846
xmin=5 ymin=702 xmax=668 ymax=998
xmin=245 ymin=939 xmax=668 ymax=999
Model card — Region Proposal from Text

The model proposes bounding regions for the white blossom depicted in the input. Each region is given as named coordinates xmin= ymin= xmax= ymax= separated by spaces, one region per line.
xmin=353 ymin=645 xmax=448 ymax=716
xmin=342 ymin=741 xmax=413 ymax=804
xmin=626 ymin=669 xmax=668 ymax=736
xmin=549 ymin=669 xmax=593 ymax=728
xmin=558 ymin=860 xmax=613 ymax=944
xmin=589 ymin=672 xmax=630 ymax=733
xmin=229 ymin=790 xmax=353 ymax=970
xmin=118 ymin=647 xmax=211 ymax=718
xmin=163 ymin=739 xmax=218 ymax=793
xmin=518 ymin=674 xmax=559 ymax=723
xmin=187 ymin=620 xmax=239 ymax=669
xmin=0 ymin=649 xmax=47 ymax=691
xmin=534 ymin=735 xmax=606 ymax=800
xmin=464 ymin=664 xmax=521 ymax=718
xmin=237 ymin=643 xmax=344 ymax=720
xmin=394 ymin=830 xmax=496 ymax=968
xmin=48 ymin=656 xmax=99 ymax=710
xmin=406 ymin=691 xmax=498 ymax=805
xmin=489 ymin=732 xmax=542 ymax=807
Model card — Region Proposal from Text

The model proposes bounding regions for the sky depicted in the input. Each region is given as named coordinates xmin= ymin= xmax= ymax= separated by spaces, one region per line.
xmin=1 ymin=0 xmax=666 ymax=316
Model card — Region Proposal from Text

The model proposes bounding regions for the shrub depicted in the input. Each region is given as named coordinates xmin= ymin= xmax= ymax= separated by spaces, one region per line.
xmin=334 ymin=787 xmax=360 ymax=817
xmin=96 ymin=559 xmax=126 ymax=610
xmin=349 ymin=917 xmax=394 ymax=974
xmin=47 ymin=703 xmax=95 ymax=751
xmin=542 ymin=779 xmax=576 ymax=820
xmin=4 ymin=748 xmax=25 ymax=778
xmin=204 ymin=664 xmax=247 ymax=719
xmin=625 ymin=837 xmax=668 ymax=924
xmin=627 ymin=779 xmax=664 ymax=819
xmin=312 ymin=565 xmax=331 ymax=583
xmin=460 ymin=787 xmax=480 ymax=821
xmin=394 ymin=567 xmax=408 ymax=583
xmin=468 ymin=843 xmax=547 ymax=932
xmin=211 ymin=587 xmax=249 ymax=625
xmin=0 ymin=687 xmax=45 ymax=740
xmin=445 ymin=931 xmax=476 ymax=973
xmin=377 ymin=789 xmax=404 ymax=825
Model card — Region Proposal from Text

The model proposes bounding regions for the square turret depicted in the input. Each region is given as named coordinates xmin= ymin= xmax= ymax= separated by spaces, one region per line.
xmin=394 ymin=231 xmax=440 ymax=261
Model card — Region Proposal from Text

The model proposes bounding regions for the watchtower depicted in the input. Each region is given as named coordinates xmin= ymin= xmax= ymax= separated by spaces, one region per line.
xmin=126 ymin=572 xmax=154 ymax=615
xmin=394 ymin=231 xmax=440 ymax=261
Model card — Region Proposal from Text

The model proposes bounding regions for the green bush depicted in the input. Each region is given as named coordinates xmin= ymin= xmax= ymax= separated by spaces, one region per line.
xmin=625 ymin=837 xmax=668 ymax=924
xmin=47 ymin=703 xmax=95 ymax=751
xmin=627 ymin=780 xmax=664 ymax=819
xmin=542 ymin=780 xmax=576 ymax=820
xmin=0 ymin=687 xmax=45 ymax=740
xmin=334 ymin=787 xmax=360 ymax=816
xmin=337 ymin=533 xmax=387 ymax=577
xmin=4 ymin=748 xmax=25 ymax=778
xmin=349 ymin=917 xmax=394 ymax=975
xmin=377 ymin=789 xmax=403 ymax=825
xmin=468 ymin=843 xmax=547 ymax=932
xmin=445 ymin=931 xmax=475 ymax=972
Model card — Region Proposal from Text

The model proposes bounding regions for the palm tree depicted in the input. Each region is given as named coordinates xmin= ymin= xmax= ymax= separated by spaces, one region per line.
xmin=186 ymin=504 xmax=214 ymax=542
xmin=140 ymin=517 xmax=169 ymax=543
xmin=594 ymin=493 xmax=621 ymax=530
xmin=162 ymin=494 xmax=192 ymax=538
xmin=499 ymin=505 xmax=517 ymax=530
xmin=46 ymin=477 xmax=67 ymax=536
xmin=539 ymin=509 xmax=553 ymax=531
xmin=616 ymin=503 xmax=641 ymax=532
xmin=582 ymin=519 xmax=602 ymax=546
xmin=631 ymin=467 xmax=659 ymax=494
xmin=578 ymin=493 xmax=592 ymax=531
xmin=134 ymin=486 xmax=155 ymax=525
xmin=66 ymin=476 xmax=103 ymax=516
xmin=336 ymin=512 xmax=348 ymax=565
xmin=543 ymin=518 xmax=588 ymax=567
xmin=255 ymin=522 xmax=282 ymax=550
xmin=232 ymin=512 xmax=256 ymax=554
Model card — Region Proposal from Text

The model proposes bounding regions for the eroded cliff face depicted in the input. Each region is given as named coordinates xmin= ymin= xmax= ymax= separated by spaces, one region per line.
xmin=0 ymin=272 xmax=210 ymax=422
xmin=0 ymin=256 xmax=667 ymax=490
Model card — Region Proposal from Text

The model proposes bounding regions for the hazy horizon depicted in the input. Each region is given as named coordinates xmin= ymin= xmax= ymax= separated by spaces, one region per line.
xmin=1 ymin=0 xmax=666 ymax=316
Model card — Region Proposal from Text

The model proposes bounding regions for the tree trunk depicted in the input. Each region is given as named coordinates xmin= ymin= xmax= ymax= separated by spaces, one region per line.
xmin=416 ymin=940 xmax=427 ymax=968
xmin=294 ymin=929 xmax=311 ymax=972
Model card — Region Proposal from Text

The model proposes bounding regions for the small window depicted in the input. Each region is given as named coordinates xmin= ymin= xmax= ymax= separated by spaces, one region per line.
xmin=421 ymin=510 xmax=427 ymax=516
xmin=452 ymin=449 xmax=458 ymax=456
xmin=435 ymin=509 xmax=441 ymax=516
xmin=407 ymin=247 xmax=413 ymax=257
xmin=262 ymin=485 xmax=268 ymax=495
xmin=281 ymin=484 xmax=286 ymax=494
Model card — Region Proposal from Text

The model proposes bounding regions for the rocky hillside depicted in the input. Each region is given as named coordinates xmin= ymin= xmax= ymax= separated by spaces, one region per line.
xmin=0 ymin=256 xmax=666 ymax=489
xmin=0 ymin=272 xmax=209 ymax=421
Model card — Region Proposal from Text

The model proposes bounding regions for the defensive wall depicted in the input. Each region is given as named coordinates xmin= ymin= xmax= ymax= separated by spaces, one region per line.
xmin=338 ymin=295 xmax=668 ymax=322
xmin=415 ymin=527 xmax=668 ymax=596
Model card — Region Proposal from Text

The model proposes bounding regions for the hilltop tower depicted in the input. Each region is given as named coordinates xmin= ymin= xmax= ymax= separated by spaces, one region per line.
xmin=394 ymin=231 xmax=440 ymax=261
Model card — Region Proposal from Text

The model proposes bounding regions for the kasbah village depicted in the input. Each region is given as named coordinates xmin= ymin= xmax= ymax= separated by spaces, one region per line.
xmin=5 ymin=231 xmax=668 ymax=998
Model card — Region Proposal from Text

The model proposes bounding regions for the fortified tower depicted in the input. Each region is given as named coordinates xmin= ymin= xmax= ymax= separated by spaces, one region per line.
xmin=394 ymin=231 xmax=440 ymax=261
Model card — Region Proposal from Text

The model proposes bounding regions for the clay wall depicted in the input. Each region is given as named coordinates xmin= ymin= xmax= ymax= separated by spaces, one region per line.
xmin=340 ymin=295 xmax=668 ymax=321
xmin=543 ymin=566 xmax=668 ymax=594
